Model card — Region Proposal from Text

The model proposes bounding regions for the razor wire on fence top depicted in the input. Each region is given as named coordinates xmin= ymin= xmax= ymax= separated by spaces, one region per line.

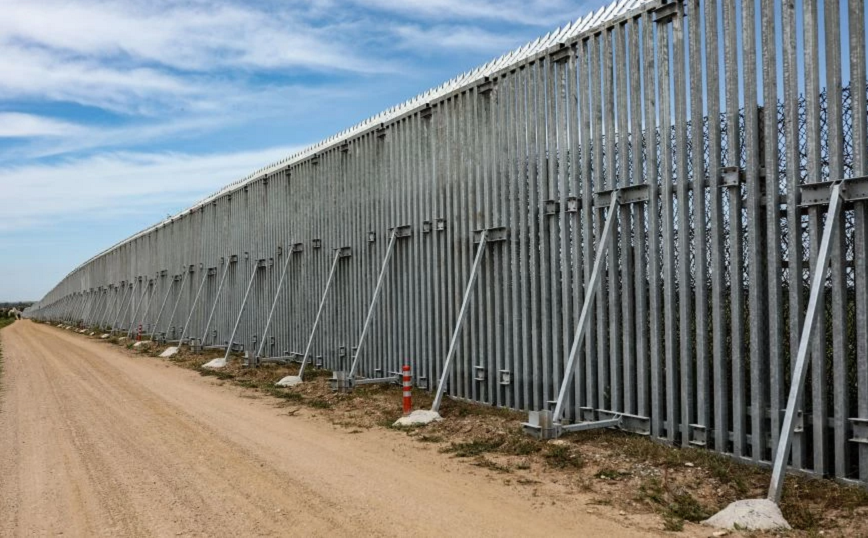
xmin=27 ymin=0 xmax=868 ymax=487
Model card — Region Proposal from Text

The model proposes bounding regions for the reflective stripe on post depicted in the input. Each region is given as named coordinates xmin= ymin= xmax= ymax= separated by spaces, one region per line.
xmin=402 ymin=364 xmax=412 ymax=416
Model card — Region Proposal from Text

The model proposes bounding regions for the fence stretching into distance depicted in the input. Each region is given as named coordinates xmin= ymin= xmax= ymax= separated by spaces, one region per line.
xmin=25 ymin=0 xmax=868 ymax=487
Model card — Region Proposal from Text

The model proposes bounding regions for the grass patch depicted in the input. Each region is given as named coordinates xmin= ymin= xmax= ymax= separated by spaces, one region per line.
xmin=417 ymin=434 xmax=444 ymax=443
xmin=441 ymin=438 xmax=505 ymax=458
xmin=472 ymin=457 xmax=512 ymax=473
xmin=198 ymin=368 xmax=235 ymax=380
xmin=307 ymin=398 xmax=332 ymax=409
xmin=543 ymin=444 xmax=583 ymax=469
xmin=595 ymin=468 xmax=630 ymax=480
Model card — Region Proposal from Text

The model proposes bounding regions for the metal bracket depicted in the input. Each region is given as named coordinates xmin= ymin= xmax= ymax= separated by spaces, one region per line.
xmin=436 ymin=218 xmax=447 ymax=232
xmin=800 ymin=176 xmax=868 ymax=206
xmin=498 ymin=370 xmax=511 ymax=386
xmin=849 ymin=418 xmax=868 ymax=445
xmin=312 ymin=239 xmax=322 ymax=249
xmin=689 ymin=424 xmax=707 ymax=447
xmin=544 ymin=200 xmax=560 ymax=215
xmin=551 ymin=43 xmax=572 ymax=64
xmin=721 ymin=166 xmax=744 ymax=187
xmin=291 ymin=243 xmax=303 ymax=253
xmin=477 ymin=78 xmax=495 ymax=95
xmin=474 ymin=226 xmax=508 ymax=244
xmin=595 ymin=184 xmax=646 ymax=207
xmin=336 ymin=246 xmax=352 ymax=258
xmin=229 ymin=255 xmax=239 ymax=263
xmin=522 ymin=410 xmax=624 ymax=440
xmin=474 ymin=365 xmax=486 ymax=382
xmin=653 ymin=1 xmax=678 ymax=24
xmin=368 ymin=231 xmax=377 ymax=243
xmin=566 ymin=196 xmax=580 ymax=213
xmin=388 ymin=224 xmax=413 ymax=238
xmin=422 ymin=220 xmax=433 ymax=234
xmin=207 ymin=267 xmax=217 ymax=276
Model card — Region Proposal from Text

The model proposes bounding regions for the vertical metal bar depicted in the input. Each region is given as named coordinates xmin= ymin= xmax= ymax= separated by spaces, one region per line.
xmin=769 ymin=184 xmax=843 ymax=503
xmin=689 ymin=0 xmax=710 ymax=441
xmin=804 ymin=0 xmax=827 ymax=476
xmin=849 ymin=0 xmax=868 ymax=483
xmin=644 ymin=10 xmax=664 ymax=439
xmin=723 ymin=0 xmax=746 ymax=458
xmin=823 ymin=0 xmax=848 ymax=481
xmin=673 ymin=2 xmax=692 ymax=447
xmin=762 ymin=0 xmax=784 ymax=462
xmin=553 ymin=194 xmax=619 ymax=421
xmin=781 ymin=0 xmax=805 ymax=469
xmin=743 ymin=0 xmax=767 ymax=462
xmin=432 ymin=230 xmax=488 ymax=413
xmin=658 ymin=13 xmax=678 ymax=444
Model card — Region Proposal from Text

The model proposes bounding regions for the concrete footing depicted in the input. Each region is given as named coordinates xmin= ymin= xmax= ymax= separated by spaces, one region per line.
xmin=202 ymin=357 xmax=227 ymax=369
xmin=393 ymin=410 xmax=442 ymax=427
xmin=159 ymin=346 xmax=179 ymax=358
xmin=275 ymin=375 xmax=302 ymax=387
xmin=703 ymin=499 xmax=791 ymax=531
xmin=100 ymin=334 xmax=110 ymax=339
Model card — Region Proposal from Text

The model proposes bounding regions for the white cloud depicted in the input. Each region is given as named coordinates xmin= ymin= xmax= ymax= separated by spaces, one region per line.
xmin=0 ymin=113 xmax=86 ymax=138
xmin=392 ymin=24 xmax=524 ymax=54
xmin=353 ymin=0 xmax=580 ymax=26
xmin=0 ymin=146 xmax=304 ymax=232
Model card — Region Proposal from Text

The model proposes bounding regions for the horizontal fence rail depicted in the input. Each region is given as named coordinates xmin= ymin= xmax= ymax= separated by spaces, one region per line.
xmin=27 ymin=0 xmax=868 ymax=487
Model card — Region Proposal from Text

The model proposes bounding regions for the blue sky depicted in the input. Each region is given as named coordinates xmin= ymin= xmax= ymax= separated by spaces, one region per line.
xmin=0 ymin=0 xmax=614 ymax=302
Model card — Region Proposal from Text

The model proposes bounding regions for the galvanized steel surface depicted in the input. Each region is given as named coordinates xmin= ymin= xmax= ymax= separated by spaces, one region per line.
xmin=27 ymin=0 xmax=868 ymax=486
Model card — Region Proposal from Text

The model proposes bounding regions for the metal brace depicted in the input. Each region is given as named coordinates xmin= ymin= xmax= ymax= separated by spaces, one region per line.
xmin=566 ymin=196 xmax=580 ymax=213
xmin=436 ymin=218 xmax=447 ymax=232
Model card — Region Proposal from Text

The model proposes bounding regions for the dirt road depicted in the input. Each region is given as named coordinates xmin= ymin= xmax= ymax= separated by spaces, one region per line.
xmin=0 ymin=321 xmax=669 ymax=537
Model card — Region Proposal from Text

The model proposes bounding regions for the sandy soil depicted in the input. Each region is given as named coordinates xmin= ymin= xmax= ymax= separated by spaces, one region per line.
xmin=0 ymin=320 xmax=697 ymax=537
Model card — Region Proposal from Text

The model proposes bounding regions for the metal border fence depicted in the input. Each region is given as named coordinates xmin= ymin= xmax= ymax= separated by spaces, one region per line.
xmin=26 ymin=0 xmax=868 ymax=487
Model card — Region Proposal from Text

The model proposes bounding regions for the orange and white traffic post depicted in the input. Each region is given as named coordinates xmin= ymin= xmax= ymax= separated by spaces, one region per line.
xmin=402 ymin=364 xmax=412 ymax=415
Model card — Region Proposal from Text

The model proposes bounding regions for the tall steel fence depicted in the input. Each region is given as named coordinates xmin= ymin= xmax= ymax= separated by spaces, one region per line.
xmin=26 ymin=0 xmax=868 ymax=486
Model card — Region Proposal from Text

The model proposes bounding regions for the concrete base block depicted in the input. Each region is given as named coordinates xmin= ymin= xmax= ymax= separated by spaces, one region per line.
xmin=275 ymin=375 xmax=302 ymax=387
xmin=393 ymin=410 xmax=442 ymax=427
xmin=203 ymin=357 xmax=228 ymax=369
xmin=703 ymin=499 xmax=791 ymax=531
xmin=133 ymin=341 xmax=148 ymax=348
xmin=100 ymin=334 xmax=110 ymax=339
xmin=160 ymin=346 xmax=179 ymax=358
